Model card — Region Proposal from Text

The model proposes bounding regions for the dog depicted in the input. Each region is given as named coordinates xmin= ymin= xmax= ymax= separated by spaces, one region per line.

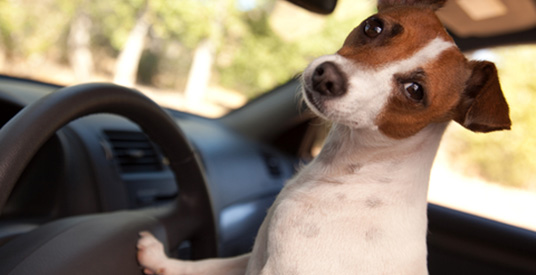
xmin=137 ymin=0 xmax=511 ymax=274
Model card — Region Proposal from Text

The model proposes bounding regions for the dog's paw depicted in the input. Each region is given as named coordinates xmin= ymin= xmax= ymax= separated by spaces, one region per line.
xmin=137 ymin=231 xmax=170 ymax=275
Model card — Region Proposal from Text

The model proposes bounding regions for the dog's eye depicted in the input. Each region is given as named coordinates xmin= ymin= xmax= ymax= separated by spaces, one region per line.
xmin=364 ymin=18 xmax=383 ymax=38
xmin=404 ymin=82 xmax=424 ymax=101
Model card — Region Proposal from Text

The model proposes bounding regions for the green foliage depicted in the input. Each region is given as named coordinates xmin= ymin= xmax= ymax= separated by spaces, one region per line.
xmin=0 ymin=0 xmax=70 ymax=56
xmin=92 ymin=0 xmax=146 ymax=50
xmin=445 ymin=45 xmax=536 ymax=190
xmin=0 ymin=0 xmax=373 ymax=95
xmin=217 ymin=11 xmax=305 ymax=97
xmin=151 ymin=0 xmax=215 ymax=48
xmin=216 ymin=0 xmax=374 ymax=97
xmin=0 ymin=1 xmax=18 ymax=53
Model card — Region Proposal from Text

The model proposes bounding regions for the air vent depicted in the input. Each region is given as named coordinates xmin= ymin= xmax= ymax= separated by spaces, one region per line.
xmin=104 ymin=131 xmax=164 ymax=173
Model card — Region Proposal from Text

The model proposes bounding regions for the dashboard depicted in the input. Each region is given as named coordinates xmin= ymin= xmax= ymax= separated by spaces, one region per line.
xmin=0 ymin=75 xmax=296 ymax=256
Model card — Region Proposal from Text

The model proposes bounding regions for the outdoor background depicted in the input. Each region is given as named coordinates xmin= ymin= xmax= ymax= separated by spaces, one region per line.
xmin=0 ymin=0 xmax=534 ymax=230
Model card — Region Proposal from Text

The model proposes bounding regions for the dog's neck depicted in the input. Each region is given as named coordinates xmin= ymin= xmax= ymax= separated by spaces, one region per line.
xmin=296 ymin=122 xmax=449 ymax=203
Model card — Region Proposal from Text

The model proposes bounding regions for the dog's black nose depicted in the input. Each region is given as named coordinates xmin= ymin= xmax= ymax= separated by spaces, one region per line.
xmin=312 ymin=62 xmax=347 ymax=97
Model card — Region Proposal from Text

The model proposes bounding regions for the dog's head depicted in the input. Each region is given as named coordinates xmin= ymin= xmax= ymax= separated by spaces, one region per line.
xmin=302 ymin=0 xmax=511 ymax=139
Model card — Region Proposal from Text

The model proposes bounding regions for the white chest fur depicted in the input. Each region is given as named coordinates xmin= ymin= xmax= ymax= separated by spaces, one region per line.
xmin=247 ymin=124 xmax=447 ymax=275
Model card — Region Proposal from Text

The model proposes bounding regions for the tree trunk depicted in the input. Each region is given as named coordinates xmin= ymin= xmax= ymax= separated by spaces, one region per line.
xmin=68 ymin=11 xmax=94 ymax=82
xmin=184 ymin=38 xmax=214 ymax=103
xmin=113 ymin=8 xmax=151 ymax=87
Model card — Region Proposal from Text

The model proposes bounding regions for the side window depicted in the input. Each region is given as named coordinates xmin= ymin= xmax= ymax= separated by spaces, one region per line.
xmin=429 ymin=45 xmax=536 ymax=232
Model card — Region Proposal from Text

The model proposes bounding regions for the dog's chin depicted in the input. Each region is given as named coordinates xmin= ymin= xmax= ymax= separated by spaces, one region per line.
xmin=303 ymin=88 xmax=365 ymax=129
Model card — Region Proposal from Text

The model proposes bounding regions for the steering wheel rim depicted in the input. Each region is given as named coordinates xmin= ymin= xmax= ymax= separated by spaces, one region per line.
xmin=0 ymin=83 xmax=218 ymax=274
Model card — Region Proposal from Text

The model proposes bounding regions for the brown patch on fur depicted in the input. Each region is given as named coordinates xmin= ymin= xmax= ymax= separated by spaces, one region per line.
xmin=338 ymin=7 xmax=452 ymax=68
xmin=365 ymin=197 xmax=383 ymax=208
xmin=336 ymin=192 xmax=347 ymax=200
xmin=365 ymin=227 xmax=381 ymax=241
xmin=299 ymin=222 xmax=321 ymax=238
xmin=376 ymin=48 xmax=471 ymax=139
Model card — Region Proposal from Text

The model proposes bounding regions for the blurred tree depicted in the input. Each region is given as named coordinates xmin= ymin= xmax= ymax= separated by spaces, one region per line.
xmin=0 ymin=0 xmax=17 ymax=63
xmin=97 ymin=0 xmax=216 ymax=91
xmin=216 ymin=0 xmax=373 ymax=97
xmin=113 ymin=1 xmax=151 ymax=86
xmin=164 ymin=0 xmax=222 ymax=103
xmin=184 ymin=38 xmax=214 ymax=103
xmin=68 ymin=9 xmax=94 ymax=82
xmin=86 ymin=0 xmax=149 ymax=86
xmin=0 ymin=0 xmax=70 ymax=71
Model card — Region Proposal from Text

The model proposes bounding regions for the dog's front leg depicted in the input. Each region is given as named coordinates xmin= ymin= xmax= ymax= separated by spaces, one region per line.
xmin=137 ymin=231 xmax=250 ymax=275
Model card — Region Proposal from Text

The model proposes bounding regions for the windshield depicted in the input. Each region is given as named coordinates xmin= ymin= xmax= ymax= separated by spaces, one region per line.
xmin=0 ymin=0 xmax=374 ymax=117
xmin=1 ymin=0 xmax=536 ymax=231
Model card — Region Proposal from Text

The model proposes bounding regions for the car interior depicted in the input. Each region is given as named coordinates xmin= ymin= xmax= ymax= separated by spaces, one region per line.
xmin=0 ymin=0 xmax=535 ymax=274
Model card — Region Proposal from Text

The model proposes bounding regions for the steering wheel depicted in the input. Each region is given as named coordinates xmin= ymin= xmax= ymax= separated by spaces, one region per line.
xmin=0 ymin=83 xmax=218 ymax=274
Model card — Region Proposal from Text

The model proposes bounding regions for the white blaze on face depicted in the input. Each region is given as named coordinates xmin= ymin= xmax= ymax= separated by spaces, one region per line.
xmin=302 ymin=37 xmax=456 ymax=130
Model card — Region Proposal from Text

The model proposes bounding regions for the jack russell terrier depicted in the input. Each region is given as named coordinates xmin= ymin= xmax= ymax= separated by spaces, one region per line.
xmin=137 ymin=0 xmax=511 ymax=274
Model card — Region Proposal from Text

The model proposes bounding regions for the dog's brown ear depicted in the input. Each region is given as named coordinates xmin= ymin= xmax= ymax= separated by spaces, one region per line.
xmin=454 ymin=60 xmax=511 ymax=133
xmin=377 ymin=0 xmax=447 ymax=11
